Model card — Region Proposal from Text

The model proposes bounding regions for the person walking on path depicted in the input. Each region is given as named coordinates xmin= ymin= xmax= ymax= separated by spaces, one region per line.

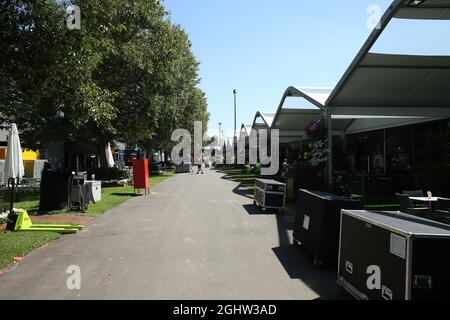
xmin=197 ymin=161 xmax=204 ymax=174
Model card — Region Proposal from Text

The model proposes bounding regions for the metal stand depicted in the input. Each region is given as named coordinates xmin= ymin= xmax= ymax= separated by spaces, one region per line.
xmin=6 ymin=178 xmax=17 ymax=231
xmin=68 ymin=172 xmax=87 ymax=213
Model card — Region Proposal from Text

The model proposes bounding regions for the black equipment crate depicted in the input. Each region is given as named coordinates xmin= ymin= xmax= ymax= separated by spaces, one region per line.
xmin=338 ymin=210 xmax=450 ymax=300
xmin=254 ymin=179 xmax=286 ymax=212
xmin=39 ymin=170 xmax=71 ymax=211
xmin=293 ymin=190 xmax=361 ymax=265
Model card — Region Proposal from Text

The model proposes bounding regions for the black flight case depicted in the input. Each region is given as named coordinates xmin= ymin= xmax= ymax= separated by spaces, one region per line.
xmin=293 ymin=189 xmax=361 ymax=266
xmin=338 ymin=210 xmax=450 ymax=300
xmin=254 ymin=179 xmax=286 ymax=212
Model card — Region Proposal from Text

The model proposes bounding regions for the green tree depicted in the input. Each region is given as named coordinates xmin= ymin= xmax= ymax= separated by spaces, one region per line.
xmin=0 ymin=0 xmax=209 ymax=168
xmin=0 ymin=0 xmax=116 ymax=152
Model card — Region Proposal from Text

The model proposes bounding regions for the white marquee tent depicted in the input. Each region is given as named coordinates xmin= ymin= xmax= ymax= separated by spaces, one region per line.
xmin=323 ymin=0 xmax=450 ymax=186
xmin=243 ymin=0 xmax=450 ymax=187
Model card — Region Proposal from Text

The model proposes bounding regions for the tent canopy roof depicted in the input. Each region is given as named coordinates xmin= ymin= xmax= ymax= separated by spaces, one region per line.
xmin=395 ymin=0 xmax=450 ymax=20
xmin=252 ymin=111 xmax=275 ymax=129
xmin=265 ymin=85 xmax=439 ymax=137
xmin=282 ymin=86 xmax=333 ymax=108
xmin=272 ymin=109 xmax=322 ymax=132
xmin=271 ymin=86 xmax=332 ymax=131
xmin=240 ymin=123 xmax=253 ymax=135
xmin=326 ymin=0 xmax=450 ymax=118
xmin=267 ymin=87 xmax=337 ymax=143
xmin=249 ymin=0 xmax=450 ymax=141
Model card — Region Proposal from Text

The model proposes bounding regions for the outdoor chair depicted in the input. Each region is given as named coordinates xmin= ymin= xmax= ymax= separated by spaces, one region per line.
xmin=402 ymin=190 xmax=425 ymax=197
xmin=396 ymin=193 xmax=429 ymax=217
xmin=433 ymin=198 xmax=450 ymax=223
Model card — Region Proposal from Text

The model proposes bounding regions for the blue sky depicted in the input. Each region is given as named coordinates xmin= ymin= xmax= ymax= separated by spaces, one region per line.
xmin=163 ymin=0 xmax=450 ymax=138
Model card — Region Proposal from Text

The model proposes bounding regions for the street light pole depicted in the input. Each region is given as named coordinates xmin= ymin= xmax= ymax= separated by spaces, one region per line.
xmin=233 ymin=89 xmax=237 ymax=138
xmin=218 ymin=122 xmax=222 ymax=145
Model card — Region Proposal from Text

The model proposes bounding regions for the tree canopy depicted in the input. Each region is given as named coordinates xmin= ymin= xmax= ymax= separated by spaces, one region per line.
xmin=0 ymin=0 xmax=209 ymax=166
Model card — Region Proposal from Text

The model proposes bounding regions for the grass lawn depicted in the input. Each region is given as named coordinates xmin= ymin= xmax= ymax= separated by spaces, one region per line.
xmin=222 ymin=168 xmax=402 ymax=215
xmin=2 ymin=170 xmax=175 ymax=217
xmin=223 ymin=168 xmax=297 ymax=216
xmin=0 ymin=231 xmax=61 ymax=269
xmin=13 ymin=186 xmax=140 ymax=218
xmin=0 ymin=170 xmax=175 ymax=269
xmin=222 ymin=168 xmax=257 ymax=185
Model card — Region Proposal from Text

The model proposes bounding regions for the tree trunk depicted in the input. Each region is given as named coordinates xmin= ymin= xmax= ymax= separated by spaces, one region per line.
xmin=96 ymin=142 xmax=108 ymax=169
xmin=145 ymin=144 xmax=153 ymax=162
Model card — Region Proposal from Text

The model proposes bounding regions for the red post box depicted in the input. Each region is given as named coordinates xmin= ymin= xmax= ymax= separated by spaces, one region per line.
xmin=132 ymin=158 xmax=150 ymax=195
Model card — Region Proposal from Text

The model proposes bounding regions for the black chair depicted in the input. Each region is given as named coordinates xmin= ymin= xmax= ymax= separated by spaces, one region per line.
xmin=433 ymin=198 xmax=450 ymax=223
xmin=402 ymin=190 xmax=425 ymax=197
xmin=396 ymin=193 xmax=429 ymax=217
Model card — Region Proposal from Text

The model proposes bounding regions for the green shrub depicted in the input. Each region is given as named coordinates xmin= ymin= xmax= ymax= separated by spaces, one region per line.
xmin=101 ymin=180 xmax=130 ymax=188
xmin=88 ymin=167 xmax=127 ymax=181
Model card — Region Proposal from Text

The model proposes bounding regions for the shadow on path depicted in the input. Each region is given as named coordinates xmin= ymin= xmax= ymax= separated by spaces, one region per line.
xmin=110 ymin=193 xmax=141 ymax=197
xmin=242 ymin=203 xmax=279 ymax=215
xmin=276 ymin=214 xmax=294 ymax=244
xmin=272 ymin=245 xmax=344 ymax=299
xmin=233 ymin=184 xmax=254 ymax=200
xmin=272 ymin=209 xmax=343 ymax=299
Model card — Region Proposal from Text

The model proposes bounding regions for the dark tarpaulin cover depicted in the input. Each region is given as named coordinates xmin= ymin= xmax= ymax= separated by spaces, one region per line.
xmin=39 ymin=170 xmax=71 ymax=212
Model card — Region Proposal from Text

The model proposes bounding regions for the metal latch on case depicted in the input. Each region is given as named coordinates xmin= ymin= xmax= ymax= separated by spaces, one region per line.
xmin=346 ymin=261 xmax=353 ymax=274
xmin=413 ymin=275 xmax=433 ymax=289
xmin=382 ymin=286 xmax=393 ymax=300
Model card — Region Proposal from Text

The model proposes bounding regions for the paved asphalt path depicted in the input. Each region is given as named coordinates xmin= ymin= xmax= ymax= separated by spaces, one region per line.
xmin=0 ymin=169 xmax=343 ymax=300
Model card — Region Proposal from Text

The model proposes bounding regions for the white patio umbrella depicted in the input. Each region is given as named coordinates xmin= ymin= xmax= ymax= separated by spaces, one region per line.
xmin=105 ymin=143 xmax=115 ymax=168
xmin=4 ymin=123 xmax=24 ymax=183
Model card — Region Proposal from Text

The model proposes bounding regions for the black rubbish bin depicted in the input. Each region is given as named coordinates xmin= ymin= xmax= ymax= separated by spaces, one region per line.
xmin=293 ymin=189 xmax=362 ymax=266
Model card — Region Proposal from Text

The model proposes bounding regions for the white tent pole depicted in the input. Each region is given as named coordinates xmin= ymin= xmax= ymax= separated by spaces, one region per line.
xmin=326 ymin=109 xmax=333 ymax=190
xmin=383 ymin=129 xmax=387 ymax=175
